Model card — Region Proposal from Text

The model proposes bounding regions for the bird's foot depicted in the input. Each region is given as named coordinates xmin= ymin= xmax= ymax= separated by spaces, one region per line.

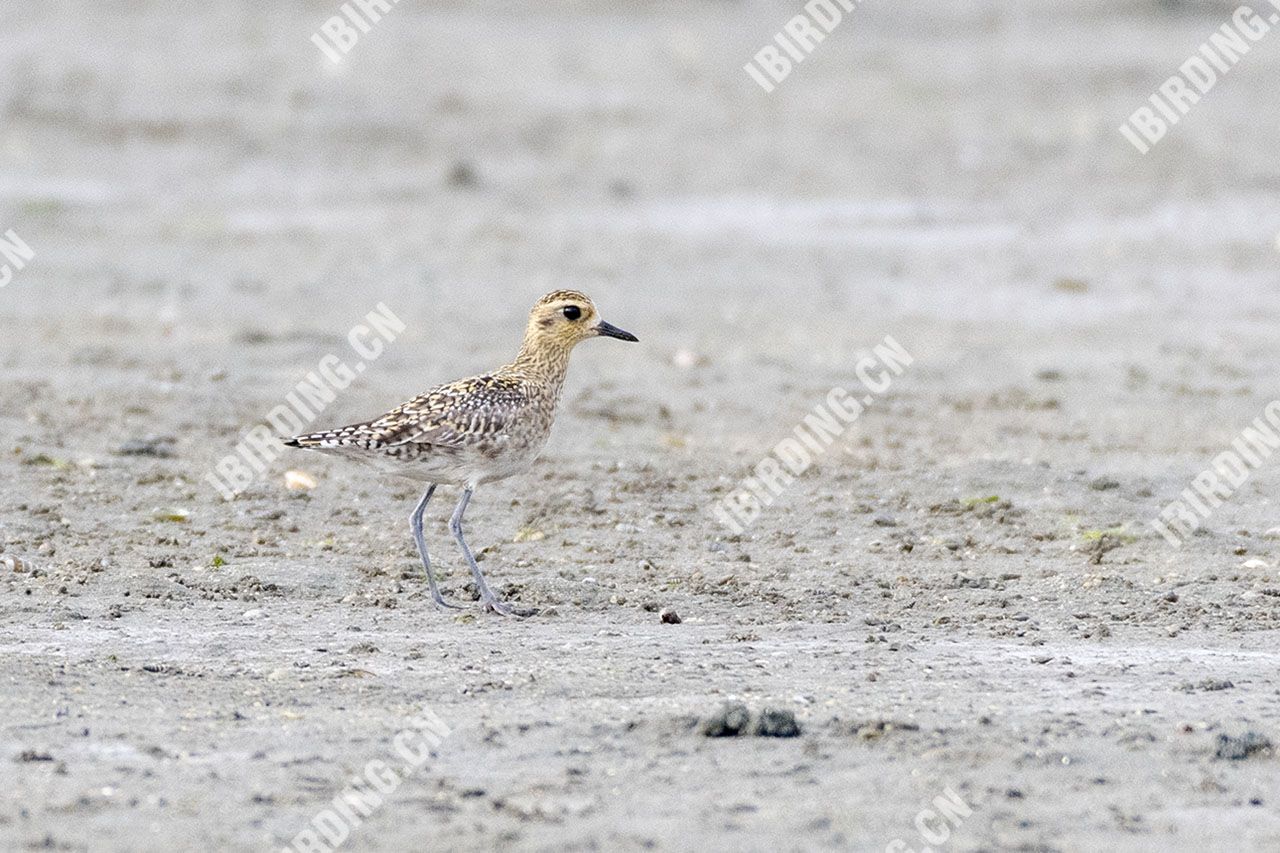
xmin=481 ymin=597 xmax=520 ymax=617
xmin=431 ymin=592 xmax=464 ymax=611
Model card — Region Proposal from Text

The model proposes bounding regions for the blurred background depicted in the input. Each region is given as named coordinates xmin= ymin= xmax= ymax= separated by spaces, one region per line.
xmin=2 ymin=3 xmax=1275 ymax=335
xmin=2 ymin=0 xmax=1277 ymax=458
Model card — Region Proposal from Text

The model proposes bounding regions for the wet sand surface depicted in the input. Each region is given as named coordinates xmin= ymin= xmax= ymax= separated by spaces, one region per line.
xmin=3 ymin=1 xmax=1280 ymax=850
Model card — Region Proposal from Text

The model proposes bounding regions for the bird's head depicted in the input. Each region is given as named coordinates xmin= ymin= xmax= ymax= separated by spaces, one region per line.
xmin=523 ymin=290 xmax=638 ymax=351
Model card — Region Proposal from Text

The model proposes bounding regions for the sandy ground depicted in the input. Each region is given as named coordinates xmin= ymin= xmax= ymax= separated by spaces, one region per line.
xmin=4 ymin=1 xmax=1280 ymax=850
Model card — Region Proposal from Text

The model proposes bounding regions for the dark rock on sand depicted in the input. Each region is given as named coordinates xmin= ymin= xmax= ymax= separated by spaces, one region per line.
xmin=701 ymin=703 xmax=750 ymax=737
xmin=116 ymin=436 xmax=177 ymax=458
xmin=1215 ymin=732 xmax=1273 ymax=761
xmin=754 ymin=708 xmax=801 ymax=738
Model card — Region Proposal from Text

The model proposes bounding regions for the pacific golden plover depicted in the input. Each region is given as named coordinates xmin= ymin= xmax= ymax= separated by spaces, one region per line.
xmin=283 ymin=290 xmax=638 ymax=615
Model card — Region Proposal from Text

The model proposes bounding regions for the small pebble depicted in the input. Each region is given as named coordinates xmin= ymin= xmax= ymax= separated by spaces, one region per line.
xmin=1054 ymin=278 xmax=1090 ymax=293
xmin=672 ymin=349 xmax=707 ymax=369
xmin=151 ymin=507 xmax=190 ymax=523
xmin=447 ymin=161 xmax=479 ymax=188
xmin=660 ymin=608 xmax=682 ymax=624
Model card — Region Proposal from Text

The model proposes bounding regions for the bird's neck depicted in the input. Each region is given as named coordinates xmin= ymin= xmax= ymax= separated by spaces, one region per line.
xmin=505 ymin=336 xmax=573 ymax=392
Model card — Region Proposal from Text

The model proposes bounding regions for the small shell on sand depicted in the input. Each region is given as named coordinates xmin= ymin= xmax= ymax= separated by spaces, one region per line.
xmin=284 ymin=470 xmax=317 ymax=490
xmin=2 ymin=555 xmax=33 ymax=573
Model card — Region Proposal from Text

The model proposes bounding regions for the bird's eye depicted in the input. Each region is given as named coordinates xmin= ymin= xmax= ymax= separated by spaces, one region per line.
xmin=562 ymin=305 xmax=582 ymax=321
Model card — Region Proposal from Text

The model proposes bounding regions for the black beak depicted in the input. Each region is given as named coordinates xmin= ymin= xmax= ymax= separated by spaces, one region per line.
xmin=595 ymin=320 xmax=639 ymax=342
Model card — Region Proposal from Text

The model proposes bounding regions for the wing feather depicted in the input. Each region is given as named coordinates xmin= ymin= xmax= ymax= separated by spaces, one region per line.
xmin=286 ymin=374 xmax=528 ymax=451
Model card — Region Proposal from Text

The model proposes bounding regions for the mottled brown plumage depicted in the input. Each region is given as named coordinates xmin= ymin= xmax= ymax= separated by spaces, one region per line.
xmin=284 ymin=290 xmax=638 ymax=615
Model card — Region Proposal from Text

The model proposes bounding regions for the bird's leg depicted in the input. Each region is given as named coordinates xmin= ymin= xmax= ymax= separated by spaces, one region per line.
xmin=449 ymin=487 xmax=514 ymax=616
xmin=410 ymin=484 xmax=460 ymax=610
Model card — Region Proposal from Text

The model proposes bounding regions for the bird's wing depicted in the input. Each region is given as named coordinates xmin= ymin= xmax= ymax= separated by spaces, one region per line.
xmin=377 ymin=376 xmax=529 ymax=448
xmin=286 ymin=375 xmax=528 ymax=450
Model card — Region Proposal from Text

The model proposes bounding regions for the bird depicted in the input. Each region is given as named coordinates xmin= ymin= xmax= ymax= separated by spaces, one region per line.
xmin=282 ymin=290 xmax=638 ymax=616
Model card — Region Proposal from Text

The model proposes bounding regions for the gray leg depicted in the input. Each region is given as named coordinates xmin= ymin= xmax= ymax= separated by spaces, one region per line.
xmin=410 ymin=485 xmax=459 ymax=610
xmin=448 ymin=487 xmax=514 ymax=616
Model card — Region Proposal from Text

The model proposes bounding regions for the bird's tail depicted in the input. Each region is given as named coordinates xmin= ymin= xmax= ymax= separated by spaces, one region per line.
xmin=282 ymin=424 xmax=370 ymax=449
xmin=282 ymin=431 xmax=333 ymax=449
